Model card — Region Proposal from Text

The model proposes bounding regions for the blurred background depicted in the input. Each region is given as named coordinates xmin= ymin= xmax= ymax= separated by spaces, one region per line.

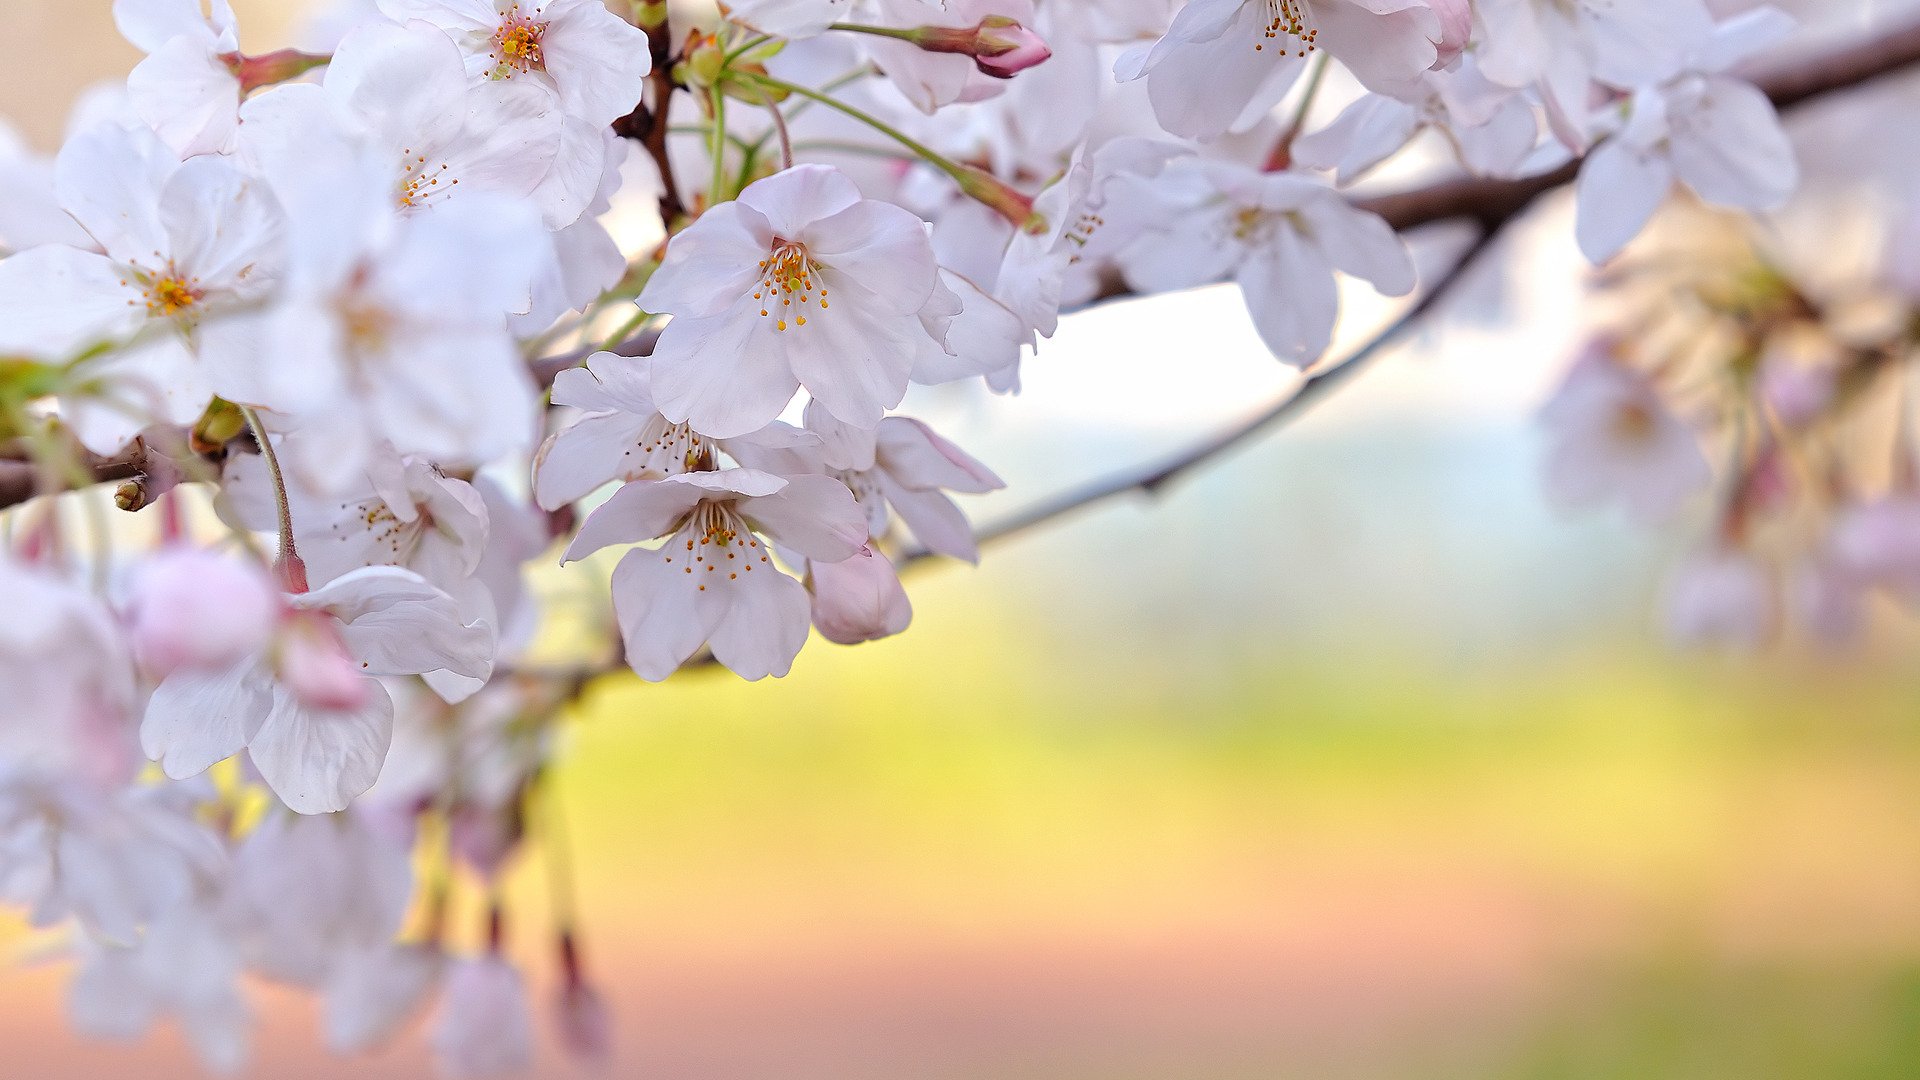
xmin=9 ymin=3 xmax=1920 ymax=1078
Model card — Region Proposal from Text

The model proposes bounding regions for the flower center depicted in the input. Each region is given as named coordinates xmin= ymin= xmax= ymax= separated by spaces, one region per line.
xmin=625 ymin=418 xmax=711 ymax=479
xmin=1256 ymin=0 xmax=1317 ymax=55
xmin=135 ymin=266 xmax=203 ymax=319
xmin=490 ymin=6 xmax=549 ymax=77
xmin=754 ymin=240 xmax=830 ymax=333
xmin=397 ymin=146 xmax=460 ymax=211
xmin=660 ymin=501 xmax=775 ymax=591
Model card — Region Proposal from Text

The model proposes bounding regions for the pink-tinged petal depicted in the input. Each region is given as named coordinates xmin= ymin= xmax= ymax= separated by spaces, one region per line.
xmin=884 ymin=481 xmax=981 ymax=563
xmin=781 ymin=284 xmax=915 ymax=429
xmin=1138 ymin=1 xmax=1303 ymax=139
xmin=127 ymin=35 xmax=240 ymax=157
xmin=805 ymin=199 xmax=940 ymax=314
xmin=737 ymin=164 xmax=863 ymax=239
xmin=315 ymin=571 xmax=493 ymax=683
xmin=1300 ymin=195 xmax=1415 ymax=297
xmin=141 ymin=658 xmax=274 ymax=780
xmin=1315 ymin=0 xmax=1439 ymax=95
xmin=803 ymin=399 xmax=878 ymax=472
xmin=541 ymin=0 xmax=653 ymax=126
xmin=610 ymin=545 xmax=727 ymax=681
xmin=648 ymin=311 xmax=803 ymax=439
xmin=1237 ymin=231 xmax=1340 ymax=366
xmin=810 ymin=547 xmax=912 ymax=645
xmin=876 ymin=417 xmax=1004 ymax=494
xmin=248 ymin=682 xmax=396 ymax=814
xmin=705 ymin=553 xmax=812 ymax=680
xmin=563 ymin=476 xmax=719 ymax=562
xmin=1669 ymin=77 xmax=1796 ymax=212
xmin=742 ymin=473 xmax=868 ymax=563
xmin=634 ymin=201 xmax=771 ymax=318
xmin=0 ymin=246 xmax=145 ymax=359
xmin=1575 ymin=138 xmax=1673 ymax=264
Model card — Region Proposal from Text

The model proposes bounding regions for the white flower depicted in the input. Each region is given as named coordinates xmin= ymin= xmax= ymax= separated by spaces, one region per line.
xmin=433 ymin=955 xmax=535 ymax=1078
xmin=533 ymin=351 xmax=817 ymax=510
xmin=241 ymin=21 xmax=577 ymax=226
xmin=1112 ymin=159 xmax=1415 ymax=365
xmin=69 ymin=902 xmax=252 ymax=1074
xmin=224 ymin=809 xmax=414 ymax=985
xmin=564 ymin=469 xmax=868 ymax=680
xmin=1474 ymin=0 xmax=1715 ymax=139
xmin=325 ymin=943 xmax=443 ymax=1054
xmin=377 ymin=0 xmax=653 ymax=127
xmin=0 ymin=123 xmax=283 ymax=455
xmin=1293 ymin=58 xmax=1538 ymax=184
xmin=140 ymin=566 xmax=493 ymax=814
xmin=1574 ymin=15 xmax=1799 ymax=264
xmin=1664 ymin=545 xmax=1777 ymax=649
xmin=1116 ymin=0 xmax=1446 ymax=140
xmin=635 ymin=164 xmax=944 ymax=437
xmin=114 ymin=0 xmax=245 ymax=157
xmin=213 ymin=116 xmax=548 ymax=490
xmin=1538 ymin=347 xmax=1711 ymax=523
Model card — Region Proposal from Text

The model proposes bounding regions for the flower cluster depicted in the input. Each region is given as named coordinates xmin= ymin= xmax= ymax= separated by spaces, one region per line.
xmin=0 ymin=0 xmax=1843 ymax=1071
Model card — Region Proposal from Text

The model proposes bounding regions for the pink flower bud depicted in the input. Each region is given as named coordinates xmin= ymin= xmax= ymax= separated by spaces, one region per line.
xmin=810 ymin=546 xmax=912 ymax=645
xmin=906 ymin=17 xmax=1052 ymax=79
xmin=973 ymin=18 xmax=1051 ymax=78
xmin=128 ymin=549 xmax=278 ymax=677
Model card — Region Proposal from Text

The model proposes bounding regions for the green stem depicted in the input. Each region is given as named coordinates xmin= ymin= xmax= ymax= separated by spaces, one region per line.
xmin=708 ymin=86 xmax=730 ymax=207
xmin=240 ymin=404 xmax=303 ymax=589
xmin=827 ymin=21 xmax=918 ymax=42
xmin=741 ymin=71 xmax=963 ymax=184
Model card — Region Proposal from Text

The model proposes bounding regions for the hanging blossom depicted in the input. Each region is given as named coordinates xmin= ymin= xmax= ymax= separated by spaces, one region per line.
xmin=140 ymin=564 xmax=492 ymax=814
xmin=1116 ymin=0 xmax=1454 ymax=139
xmin=634 ymin=164 xmax=949 ymax=438
xmin=1111 ymin=159 xmax=1415 ymax=365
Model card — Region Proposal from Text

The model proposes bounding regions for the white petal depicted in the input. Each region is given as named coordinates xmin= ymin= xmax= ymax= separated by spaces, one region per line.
xmin=248 ymin=682 xmax=396 ymax=814
xmin=141 ymin=658 xmax=274 ymax=780
xmin=1575 ymin=138 xmax=1673 ymax=264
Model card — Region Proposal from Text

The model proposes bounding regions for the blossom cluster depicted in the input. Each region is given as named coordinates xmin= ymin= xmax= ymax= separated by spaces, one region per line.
xmin=0 ymin=0 xmax=1826 ymax=1072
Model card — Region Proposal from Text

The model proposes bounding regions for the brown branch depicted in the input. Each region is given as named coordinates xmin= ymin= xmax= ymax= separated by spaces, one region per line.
xmin=897 ymin=224 xmax=1503 ymax=569
xmin=612 ymin=19 xmax=687 ymax=228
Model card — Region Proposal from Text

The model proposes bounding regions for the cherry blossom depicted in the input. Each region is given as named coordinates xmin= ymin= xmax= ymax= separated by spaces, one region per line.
xmin=140 ymin=566 xmax=492 ymax=814
xmin=1117 ymin=0 xmax=1446 ymax=139
xmin=1112 ymin=159 xmax=1415 ymax=364
xmin=563 ymin=469 xmax=868 ymax=680
xmin=1538 ymin=346 xmax=1712 ymax=524
xmin=635 ymin=164 xmax=945 ymax=436
xmin=0 ymin=123 xmax=283 ymax=454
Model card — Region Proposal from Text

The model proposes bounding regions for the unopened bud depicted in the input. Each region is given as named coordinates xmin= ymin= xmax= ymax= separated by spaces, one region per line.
xmin=905 ymin=17 xmax=1051 ymax=79
xmin=222 ymin=49 xmax=330 ymax=95
xmin=191 ymin=397 xmax=248 ymax=454
xmin=631 ymin=0 xmax=667 ymax=30
xmin=677 ymin=32 xmax=726 ymax=89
